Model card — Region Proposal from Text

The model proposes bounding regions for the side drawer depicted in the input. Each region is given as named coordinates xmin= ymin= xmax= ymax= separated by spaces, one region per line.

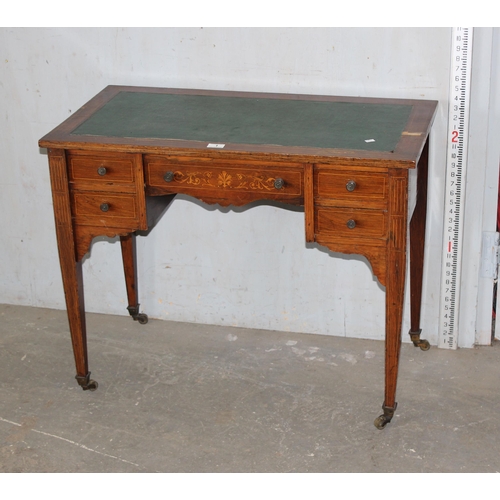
xmin=315 ymin=208 xmax=387 ymax=239
xmin=71 ymin=192 xmax=142 ymax=228
xmin=67 ymin=151 xmax=138 ymax=192
xmin=315 ymin=169 xmax=388 ymax=209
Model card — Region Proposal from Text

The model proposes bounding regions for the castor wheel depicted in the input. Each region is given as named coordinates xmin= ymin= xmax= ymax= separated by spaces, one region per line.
xmin=374 ymin=415 xmax=390 ymax=429
xmin=418 ymin=339 xmax=430 ymax=351
xmin=75 ymin=373 xmax=98 ymax=391
xmin=374 ymin=403 xmax=397 ymax=429
xmin=136 ymin=313 xmax=148 ymax=324
xmin=409 ymin=329 xmax=430 ymax=351
xmin=82 ymin=379 xmax=99 ymax=391
xmin=127 ymin=306 xmax=148 ymax=324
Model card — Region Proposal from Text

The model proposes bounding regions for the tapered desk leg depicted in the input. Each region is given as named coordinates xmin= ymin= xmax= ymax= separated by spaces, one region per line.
xmin=409 ymin=138 xmax=430 ymax=351
xmin=48 ymin=149 xmax=97 ymax=391
xmin=374 ymin=172 xmax=408 ymax=429
xmin=120 ymin=233 xmax=148 ymax=324
xmin=375 ymin=249 xmax=405 ymax=429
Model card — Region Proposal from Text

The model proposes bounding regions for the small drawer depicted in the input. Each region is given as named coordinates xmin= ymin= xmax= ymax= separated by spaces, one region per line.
xmin=144 ymin=156 xmax=303 ymax=201
xmin=315 ymin=208 xmax=387 ymax=239
xmin=67 ymin=152 xmax=136 ymax=186
xmin=71 ymin=192 xmax=140 ymax=227
xmin=315 ymin=170 xmax=388 ymax=209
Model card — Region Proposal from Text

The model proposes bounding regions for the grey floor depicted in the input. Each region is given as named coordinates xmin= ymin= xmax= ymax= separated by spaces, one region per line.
xmin=1 ymin=303 xmax=499 ymax=473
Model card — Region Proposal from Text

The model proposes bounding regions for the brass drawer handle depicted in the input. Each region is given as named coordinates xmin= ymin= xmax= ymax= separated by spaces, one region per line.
xmin=97 ymin=166 xmax=107 ymax=176
xmin=274 ymin=178 xmax=285 ymax=190
xmin=346 ymin=180 xmax=357 ymax=192
xmin=163 ymin=171 xmax=175 ymax=182
xmin=100 ymin=203 xmax=110 ymax=212
xmin=346 ymin=219 xmax=356 ymax=229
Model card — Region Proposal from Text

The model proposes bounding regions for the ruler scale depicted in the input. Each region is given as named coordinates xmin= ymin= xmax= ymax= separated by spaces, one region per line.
xmin=438 ymin=27 xmax=473 ymax=349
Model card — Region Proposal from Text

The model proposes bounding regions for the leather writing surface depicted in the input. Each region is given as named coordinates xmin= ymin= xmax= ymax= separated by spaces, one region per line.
xmin=71 ymin=91 xmax=412 ymax=152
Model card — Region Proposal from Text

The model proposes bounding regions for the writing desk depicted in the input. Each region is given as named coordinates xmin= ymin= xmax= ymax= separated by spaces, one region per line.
xmin=39 ymin=85 xmax=437 ymax=428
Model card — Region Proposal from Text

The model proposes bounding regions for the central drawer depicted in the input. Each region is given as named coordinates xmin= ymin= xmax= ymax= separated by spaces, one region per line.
xmin=144 ymin=156 xmax=304 ymax=205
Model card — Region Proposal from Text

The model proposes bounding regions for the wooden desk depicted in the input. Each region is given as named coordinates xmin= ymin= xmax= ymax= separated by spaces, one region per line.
xmin=39 ymin=86 xmax=437 ymax=429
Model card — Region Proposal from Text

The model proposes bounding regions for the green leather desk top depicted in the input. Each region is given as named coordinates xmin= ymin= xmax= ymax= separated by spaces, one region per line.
xmin=71 ymin=91 xmax=413 ymax=153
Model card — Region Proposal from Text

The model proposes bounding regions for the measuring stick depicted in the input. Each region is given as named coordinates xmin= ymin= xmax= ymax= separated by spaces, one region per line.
xmin=438 ymin=27 xmax=473 ymax=349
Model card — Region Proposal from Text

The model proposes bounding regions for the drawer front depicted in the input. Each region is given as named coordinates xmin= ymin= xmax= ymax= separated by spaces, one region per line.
xmin=315 ymin=170 xmax=388 ymax=209
xmin=145 ymin=157 xmax=303 ymax=201
xmin=315 ymin=208 xmax=387 ymax=239
xmin=71 ymin=192 xmax=140 ymax=227
xmin=67 ymin=152 xmax=136 ymax=187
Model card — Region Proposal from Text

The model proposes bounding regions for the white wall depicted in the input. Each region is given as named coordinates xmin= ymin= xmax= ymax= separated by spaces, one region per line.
xmin=0 ymin=27 xmax=496 ymax=347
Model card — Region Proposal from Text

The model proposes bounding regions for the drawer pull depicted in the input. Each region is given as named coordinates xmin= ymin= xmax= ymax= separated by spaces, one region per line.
xmin=163 ymin=171 xmax=175 ymax=183
xmin=97 ymin=166 xmax=107 ymax=176
xmin=346 ymin=180 xmax=357 ymax=192
xmin=274 ymin=178 xmax=285 ymax=190
xmin=346 ymin=219 xmax=356 ymax=229
xmin=100 ymin=203 xmax=110 ymax=212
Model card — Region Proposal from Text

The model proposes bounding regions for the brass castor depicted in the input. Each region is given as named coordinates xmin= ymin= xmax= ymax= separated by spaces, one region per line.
xmin=374 ymin=403 xmax=397 ymax=430
xmin=136 ymin=313 xmax=148 ymax=325
xmin=82 ymin=379 xmax=99 ymax=391
xmin=127 ymin=305 xmax=148 ymax=324
xmin=75 ymin=373 xmax=99 ymax=391
xmin=417 ymin=339 xmax=430 ymax=351
xmin=374 ymin=414 xmax=391 ymax=429
xmin=409 ymin=329 xmax=430 ymax=351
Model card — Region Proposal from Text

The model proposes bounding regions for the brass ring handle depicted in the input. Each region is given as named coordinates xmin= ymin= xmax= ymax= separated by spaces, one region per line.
xmin=100 ymin=203 xmax=110 ymax=212
xmin=274 ymin=178 xmax=285 ymax=190
xmin=346 ymin=219 xmax=356 ymax=229
xmin=346 ymin=180 xmax=357 ymax=192
xmin=164 ymin=171 xmax=175 ymax=182
xmin=97 ymin=166 xmax=107 ymax=176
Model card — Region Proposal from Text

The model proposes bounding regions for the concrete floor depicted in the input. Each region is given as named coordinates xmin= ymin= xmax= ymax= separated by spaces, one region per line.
xmin=1 ymin=303 xmax=499 ymax=473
